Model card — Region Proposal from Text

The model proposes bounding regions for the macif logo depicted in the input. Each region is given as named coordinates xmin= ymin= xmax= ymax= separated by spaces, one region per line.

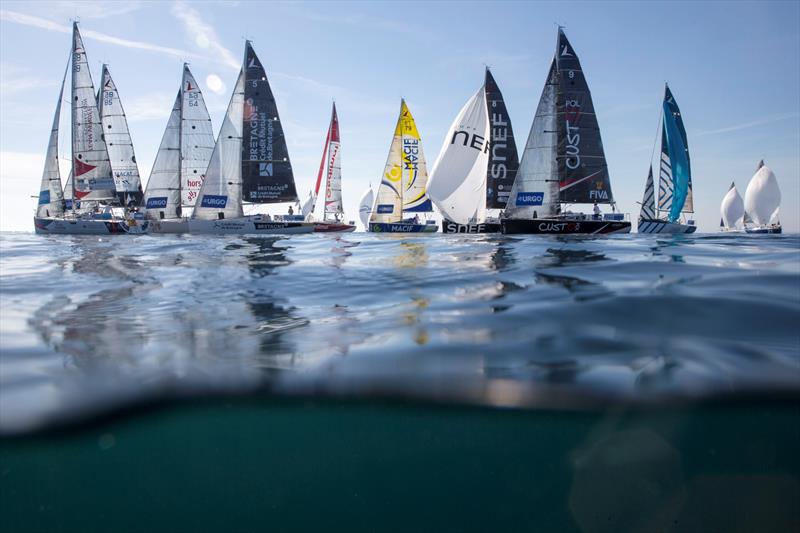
xmin=259 ymin=162 xmax=273 ymax=177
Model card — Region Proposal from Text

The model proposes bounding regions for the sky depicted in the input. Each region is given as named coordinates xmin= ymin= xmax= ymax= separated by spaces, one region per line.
xmin=1 ymin=0 xmax=798 ymax=232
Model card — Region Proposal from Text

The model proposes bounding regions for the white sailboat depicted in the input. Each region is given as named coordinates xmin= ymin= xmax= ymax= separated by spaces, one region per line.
xmin=303 ymin=103 xmax=355 ymax=232
xmin=143 ymin=64 xmax=215 ymax=233
xmin=188 ymin=42 xmax=314 ymax=235
xmin=743 ymin=160 xmax=782 ymax=234
xmin=719 ymin=181 xmax=744 ymax=231
xmin=637 ymin=84 xmax=696 ymax=234
xmin=34 ymin=22 xmax=147 ymax=235
xmin=358 ymin=186 xmax=374 ymax=230
xmin=368 ymin=99 xmax=437 ymax=233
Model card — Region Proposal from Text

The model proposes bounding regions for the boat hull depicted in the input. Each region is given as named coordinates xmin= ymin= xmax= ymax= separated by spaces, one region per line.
xmin=441 ymin=220 xmax=501 ymax=234
xmin=33 ymin=216 xmax=148 ymax=235
xmin=637 ymin=219 xmax=697 ymax=234
xmin=500 ymin=218 xmax=631 ymax=235
xmin=149 ymin=218 xmax=190 ymax=234
xmin=313 ymin=222 xmax=356 ymax=233
xmin=188 ymin=217 xmax=314 ymax=235
xmin=745 ymin=225 xmax=782 ymax=234
xmin=369 ymin=222 xmax=438 ymax=233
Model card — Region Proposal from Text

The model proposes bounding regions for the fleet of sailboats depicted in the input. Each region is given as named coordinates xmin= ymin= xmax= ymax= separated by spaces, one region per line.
xmin=31 ymin=24 xmax=790 ymax=237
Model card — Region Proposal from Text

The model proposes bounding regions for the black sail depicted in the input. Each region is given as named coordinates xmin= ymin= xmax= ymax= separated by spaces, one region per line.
xmin=555 ymin=29 xmax=614 ymax=204
xmin=241 ymin=41 xmax=298 ymax=203
xmin=484 ymin=69 xmax=520 ymax=209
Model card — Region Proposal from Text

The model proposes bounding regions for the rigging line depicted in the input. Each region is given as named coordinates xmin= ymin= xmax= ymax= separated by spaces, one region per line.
xmin=649 ymin=95 xmax=663 ymax=172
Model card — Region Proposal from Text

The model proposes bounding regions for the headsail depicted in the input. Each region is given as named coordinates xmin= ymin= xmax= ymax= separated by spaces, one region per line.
xmin=324 ymin=103 xmax=343 ymax=219
xmin=639 ymin=166 xmax=656 ymax=220
xmin=505 ymin=60 xmax=559 ymax=219
xmin=398 ymin=101 xmax=432 ymax=213
xmin=555 ymin=29 xmax=613 ymax=204
xmin=36 ymin=60 xmax=68 ymax=218
xmin=98 ymin=64 xmax=142 ymax=205
xmin=484 ymin=69 xmax=519 ymax=209
xmin=658 ymin=85 xmax=691 ymax=222
xmin=71 ymin=22 xmax=114 ymax=200
xmin=358 ymin=186 xmax=374 ymax=228
xmin=143 ymin=89 xmax=182 ymax=219
xmin=720 ymin=181 xmax=744 ymax=229
xmin=63 ymin=171 xmax=76 ymax=210
xmin=428 ymin=85 xmax=490 ymax=225
xmin=241 ymin=41 xmax=297 ymax=204
xmin=304 ymin=106 xmax=333 ymax=218
xmin=371 ymin=104 xmax=405 ymax=224
xmin=743 ymin=160 xmax=781 ymax=226
xmin=193 ymin=69 xmax=246 ymax=220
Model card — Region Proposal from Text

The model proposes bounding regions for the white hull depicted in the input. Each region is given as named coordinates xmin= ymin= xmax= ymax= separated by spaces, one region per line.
xmin=637 ymin=219 xmax=696 ymax=234
xmin=33 ymin=216 xmax=148 ymax=235
xmin=188 ymin=216 xmax=314 ymax=235
xmin=149 ymin=218 xmax=190 ymax=234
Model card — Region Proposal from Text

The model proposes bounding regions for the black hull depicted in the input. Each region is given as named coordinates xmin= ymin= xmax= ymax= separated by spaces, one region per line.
xmin=501 ymin=218 xmax=631 ymax=235
xmin=441 ymin=220 xmax=501 ymax=234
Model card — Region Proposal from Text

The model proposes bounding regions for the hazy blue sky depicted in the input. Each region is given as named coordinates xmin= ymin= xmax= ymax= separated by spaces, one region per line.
xmin=1 ymin=0 xmax=798 ymax=232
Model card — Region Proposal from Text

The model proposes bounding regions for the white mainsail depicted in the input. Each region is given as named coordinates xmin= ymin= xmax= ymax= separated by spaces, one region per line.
xmin=505 ymin=61 xmax=558 ymax=219
xmin=99 ymin=64 xmax=141 ymax=202
xmin=180 ymin=66 xmax=215 ymax=207
xmin=71 ymin=22 xmax=114 ymax=201
xmin=720 ymin=181 xmax=744 ymax=229
xmin=358 ymin=186 xmax=374 ymax=228
xmin=36 ymin=62 xmax=68 ymax=218
xmin=743 ymin=161 xmax=781 ymax=226
xmin=192 ymin=69 xmax=245 ymax=220
xmin=428 ymin=86 xmax=490 ymax=225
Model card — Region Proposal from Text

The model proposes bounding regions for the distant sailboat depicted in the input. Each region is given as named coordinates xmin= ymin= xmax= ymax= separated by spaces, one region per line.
xmin=500 ymin=28 xmax=630 ymax=235
xmin=302 ymin=103 xmax=355 ymax=232
xmin=431 ymin=68 xmax=519 ymax=234
xmin=638 ymin=84 xmax=697 ymax=234
xmin=143 ymin=64 xmax=215 ymax=233
xmin=34 ymin=22 xmax=146 ymax=235
xmin=368 ymin=99 xmax=437 ymax=233
xmin=720 ymin=181 xmax=744 ymax=231
xmin=189 ymin=42 xmax=314 ymax=235
xmin=743 ymin=160 xmax=782 ymax=234
xmin=98 ymin=64 xmax=143 ymax=207
xmin=358 ymin=186 xmax=374 ymax=230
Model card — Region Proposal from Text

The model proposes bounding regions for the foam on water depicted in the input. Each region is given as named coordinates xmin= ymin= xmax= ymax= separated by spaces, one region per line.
xmin=1 ymin=232 xmax=798 ymax=434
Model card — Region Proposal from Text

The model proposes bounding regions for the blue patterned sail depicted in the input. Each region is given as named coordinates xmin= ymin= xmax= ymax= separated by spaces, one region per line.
xmin=662 ymin=86 xmax=690 ymax=222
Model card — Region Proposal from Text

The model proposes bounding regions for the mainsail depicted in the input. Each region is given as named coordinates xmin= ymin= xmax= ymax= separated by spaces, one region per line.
xmin=323 ymin=103 xmax=343 ymax=219
xmin=241 ymin=41 xmax=297 ymax=204
xmin=428 ymin=85 xmax=490 ymax=225
xmin=639 ymin=166 xmax=657 ymax=220
xmin=37 ymin=61 xmax=68 ymax=218
xmin=98 ymin=64 xmax=142 ymax=205
xmin=744 ymin=160 xmax=781 ymax=226
xmin=657 ymin=85 xmax=691 ymax=222
xmin=143 ymin=65 xmax=215 ymax=219
xmin=484 ymin=69 xmax=519 ymax=209
xmin=71 ymin=22 xmax=114 ymax=201
xmin=505 ymin=60 xmax=559 ymax=219
xmin=720 ymin=181 xmax=744 ymax=229
xmin=371 ymin=100 xmax=432 ymax=223
xmin=555 ymin=29 xmax=614 ymax=204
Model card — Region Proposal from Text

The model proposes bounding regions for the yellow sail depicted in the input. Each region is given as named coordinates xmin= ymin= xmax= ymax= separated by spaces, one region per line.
xmin=398 ymin=101 xmax=431 ymax=212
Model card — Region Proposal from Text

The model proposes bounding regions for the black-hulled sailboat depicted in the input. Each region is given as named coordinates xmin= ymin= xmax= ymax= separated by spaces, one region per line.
xmin=189 ymin=42 xmax=313 ymax=234
xmin=430 ymin=68 xmax=519 ymax=234
xmin=637 ymin=85 xmax=696 ymax=234
xmin=500 ymin=28 xmax=630 ymax=235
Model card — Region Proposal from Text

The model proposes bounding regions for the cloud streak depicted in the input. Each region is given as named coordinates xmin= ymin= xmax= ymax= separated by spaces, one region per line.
xmin=170 ymin=0 xmax=239 ymax=70
xmin=696 ymin=112 xmax=800 ymax=137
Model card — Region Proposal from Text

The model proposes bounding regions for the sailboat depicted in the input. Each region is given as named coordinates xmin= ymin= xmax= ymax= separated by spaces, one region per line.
xmin=431 ymin=68 xmax=519 ymax=234
xmin=720 ymin=181 xmax=744 ymax=231
xmin=358 ymin=186 xmax=374 ymax=230
xmin=743 ymin=160 xmax=782 ymax=234
xmin=500 ymin=28 xmax=630 ymax=235
xmin=143 ymin=64 xmax=215 ymax=233
xmin=34 ymin=22 xmax=147 ymax=235
xmin=368 ymin=99 xmax=437 ymax=233
xmin=637 ymin=85 xmax=696 ymax=234
xmin=189 ymin=42 xmax=314 ymax=235
xmin=301 ymin=103 xmax=356 ymax=232
xmin=99 ymin=64 xmax=144 ymax=207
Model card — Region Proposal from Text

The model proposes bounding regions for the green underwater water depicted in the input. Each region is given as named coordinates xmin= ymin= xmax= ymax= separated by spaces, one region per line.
xmin=2 ymin=399 xmax=798 ymax=533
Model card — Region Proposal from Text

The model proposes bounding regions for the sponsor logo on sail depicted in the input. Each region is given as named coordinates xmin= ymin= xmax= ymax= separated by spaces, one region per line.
xmin=516 ymin=192 xmax=544 ymax=206
xmin=259 ymin=162 xmax=273 ymax=176
xmin=451 ymin=131 xmax=489 ymax=153
xmin=200 ymin=195 xmax=227 ymax=208
xmin=561 ymin=45 xmax=572 ymax=57
xmin=565 ymin=98 xmax=581 ymax=170
xmin=146 ymin=197 xmax=168 ymax=209
xmin=38 ymin=191 xmax=51 ymax=205
xmin=376 ymin=204 xmax=394 ymax=214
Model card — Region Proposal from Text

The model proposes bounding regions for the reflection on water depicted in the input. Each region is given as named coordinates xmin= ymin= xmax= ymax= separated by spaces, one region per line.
xmin=0 ymin=232 xmax=799 ymax=433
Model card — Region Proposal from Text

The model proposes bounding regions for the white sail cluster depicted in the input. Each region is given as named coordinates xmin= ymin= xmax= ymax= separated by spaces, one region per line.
xmin=743 ymin=162 xmax=781 ymax=226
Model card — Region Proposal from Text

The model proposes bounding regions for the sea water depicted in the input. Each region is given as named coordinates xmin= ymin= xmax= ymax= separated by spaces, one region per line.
xmin=1 ymin=232 xmax=798 ymax=531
